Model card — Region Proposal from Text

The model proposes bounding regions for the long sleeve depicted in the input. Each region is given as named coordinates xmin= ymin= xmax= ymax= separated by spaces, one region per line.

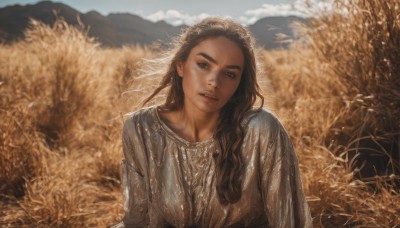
xmin=260 ymin=118 xmax=312 ymax=228
xmin=119 ymin=118 xmax=149 ymax=227
xmin=114 ymin=107 xmax=312 ymax=227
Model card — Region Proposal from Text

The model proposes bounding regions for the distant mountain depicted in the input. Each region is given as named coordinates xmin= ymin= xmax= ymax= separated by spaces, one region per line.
xmin=249 ymin=16 xmax=306 ymax=49
xmin=0 ymin=1 xmax=304 ymax=49
xmin=0 ymin=1 xmax=184 ymax=46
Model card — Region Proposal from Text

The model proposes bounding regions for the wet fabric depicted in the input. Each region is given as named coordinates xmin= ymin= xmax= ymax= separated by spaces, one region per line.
xmin=115 ymin=106 xmax=312 ymax=228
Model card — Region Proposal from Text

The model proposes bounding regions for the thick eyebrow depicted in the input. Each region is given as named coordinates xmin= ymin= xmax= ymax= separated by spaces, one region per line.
xmin=197 ymin=52 xmax=242 ymax=71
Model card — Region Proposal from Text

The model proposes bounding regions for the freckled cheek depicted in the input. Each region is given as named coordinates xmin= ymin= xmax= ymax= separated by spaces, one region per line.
xmin=182 ymin=72 xmax=201 ymax=93
xmin=185 ymin=66 xmax=202 ymax=78
xmin=224 ymin=78 xmax=241 ymax=92
xmin=220 ymin=84 xmax=240 ymax=101
xmin=193 ymin=68 xmax=204 ymax=79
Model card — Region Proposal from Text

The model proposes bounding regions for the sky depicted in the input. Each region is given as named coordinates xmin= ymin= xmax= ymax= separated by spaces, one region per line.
xmin=0 ymin=0 xmax=331 ymax=25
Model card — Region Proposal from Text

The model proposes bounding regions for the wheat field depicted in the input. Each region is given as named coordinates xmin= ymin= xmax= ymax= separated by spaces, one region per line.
xmin=1 ymin=0 xmax=399 ymax=227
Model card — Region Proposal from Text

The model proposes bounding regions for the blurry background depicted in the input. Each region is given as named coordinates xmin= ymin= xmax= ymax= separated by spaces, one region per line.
xmin=0 ymin=0 xmax=327 ymax=48
xmin=0 ymin=0 xmax=399 ymax=227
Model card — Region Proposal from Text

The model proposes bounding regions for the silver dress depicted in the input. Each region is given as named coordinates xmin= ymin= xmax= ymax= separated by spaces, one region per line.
xmin=115 ymin=106 xmax=312 ymax=228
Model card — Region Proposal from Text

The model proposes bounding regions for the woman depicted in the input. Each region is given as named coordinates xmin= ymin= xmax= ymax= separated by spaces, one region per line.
xmin=115 ymin=17 xmax=312 ymax=227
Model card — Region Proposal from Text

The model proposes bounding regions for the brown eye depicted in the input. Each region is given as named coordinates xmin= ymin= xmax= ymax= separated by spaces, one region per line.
xmin=224 ymin=71 xmax=236 ymax=78
xmin=197 ymin=62 xmax=209 ymax=69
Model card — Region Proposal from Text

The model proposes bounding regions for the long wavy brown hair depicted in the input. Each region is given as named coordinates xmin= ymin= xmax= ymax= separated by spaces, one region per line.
xmin=142 ymin=17 xmax=264 ymax=204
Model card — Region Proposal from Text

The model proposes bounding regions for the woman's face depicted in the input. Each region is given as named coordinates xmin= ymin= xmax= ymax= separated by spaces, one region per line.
xmin=177 ymin=36 xmax=244 ymax=115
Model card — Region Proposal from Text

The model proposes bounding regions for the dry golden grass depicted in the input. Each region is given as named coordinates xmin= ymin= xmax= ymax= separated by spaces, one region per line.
xmin=0 ymin=18 xmax=152 ymax=226
xmin=263 ymin=0 xmax=400 ymax=226
xmin=1 ymin=0 xmax=399 ymax=226
xmin=303 ymin=0 xmax=400 ymax=180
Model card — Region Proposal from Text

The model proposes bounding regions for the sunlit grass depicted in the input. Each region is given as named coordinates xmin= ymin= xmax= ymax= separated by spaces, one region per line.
xmin=1 ymin=0 xmax=399 ymax=226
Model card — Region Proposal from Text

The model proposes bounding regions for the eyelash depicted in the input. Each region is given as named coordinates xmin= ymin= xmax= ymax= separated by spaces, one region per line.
xmin=197 ymin=62 xmax=236 ymax=79
xmin=224 ymin=71 xmax=236 ymax=78
xmin=197 ymin=62 xmax=209 ymax=69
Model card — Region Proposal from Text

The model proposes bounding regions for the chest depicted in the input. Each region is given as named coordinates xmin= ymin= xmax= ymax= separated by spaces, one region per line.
xmin=145 ymin=143 xmax=264 ymax=227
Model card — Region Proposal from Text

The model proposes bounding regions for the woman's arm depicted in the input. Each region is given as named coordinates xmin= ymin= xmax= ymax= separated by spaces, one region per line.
xmin=260 ymin=117 xmax=312 ymax=228
xmin=117 ymin=117 xmax=149 ymax=227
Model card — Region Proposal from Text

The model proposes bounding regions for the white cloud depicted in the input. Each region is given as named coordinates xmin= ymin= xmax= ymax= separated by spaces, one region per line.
xmin=239 ymin=3 xmax=304 ymax=25
xmin=144 ymin=0 xmax=334 ymax=26
xmin=293 ymin=0 xmax=334 ymax=16
xmin=146 ymin=10 xmax=212 ymax=26
xmin=239 ymin=0 xmax=334 ymax=24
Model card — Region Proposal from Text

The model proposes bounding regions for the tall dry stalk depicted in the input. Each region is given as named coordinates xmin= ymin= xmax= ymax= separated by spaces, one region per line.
xmin=0 ymin=18 xmax=134 ymax=226
xmin=263 ymin=0 xmax=400 ymax=226
xmin=1 ymin=2 xmax=400 ymax=226
xmin=305 ymin=0 xmax=400 ymax=181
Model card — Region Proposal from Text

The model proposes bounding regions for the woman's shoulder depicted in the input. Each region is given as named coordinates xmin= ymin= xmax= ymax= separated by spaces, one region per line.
xmin=243 ymin=107 xmax=282 ymax=131
xmin=125 ymin=106 xmax=157 ymax=120
xmin=123 ymin=106 xmax=158 ymax=134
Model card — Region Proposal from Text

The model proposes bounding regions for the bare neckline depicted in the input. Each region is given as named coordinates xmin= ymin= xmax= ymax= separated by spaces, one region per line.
xmin=153 ymin=106 xmax=215 ymax=148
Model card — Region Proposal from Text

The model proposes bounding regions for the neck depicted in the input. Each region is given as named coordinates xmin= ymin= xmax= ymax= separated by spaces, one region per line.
xmin=183 ymin=105 xmax=219 ymax=141
xmin=159 ymin=105 xmax=219 ymax=143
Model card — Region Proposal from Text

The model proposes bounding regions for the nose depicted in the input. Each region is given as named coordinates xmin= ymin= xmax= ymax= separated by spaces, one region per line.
xmin=207 ymin=72 xmax=221 ymax=89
